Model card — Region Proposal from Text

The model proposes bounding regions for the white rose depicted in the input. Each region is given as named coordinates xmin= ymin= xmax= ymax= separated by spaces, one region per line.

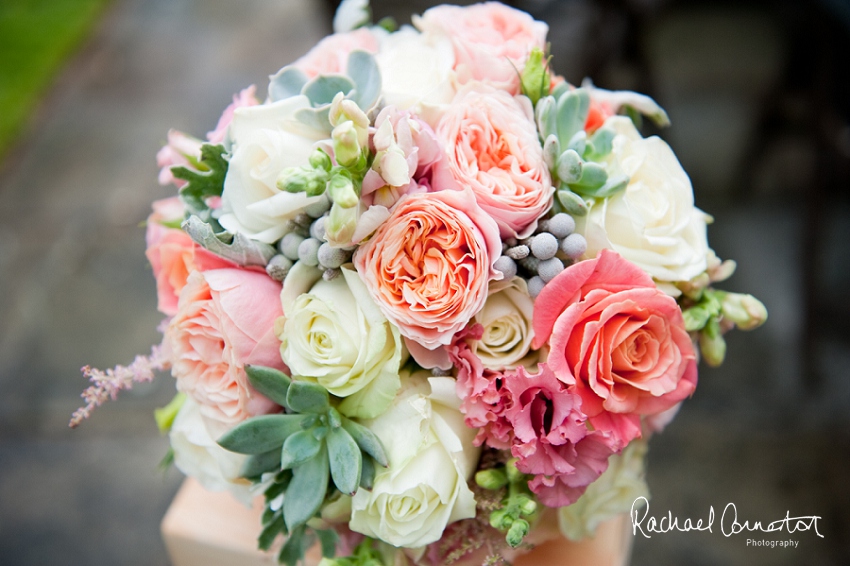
xmin=576 ymin=116 xmax=710 ymax=282
xmin=218 ymin=95 xmax=328 ymax=243
xmin=169 ymin=397 xmax=254 ymax=505
xmin=472 ymin=277 xmax=536 ymax=370
xmin=349 ymin=373 xmax=480 ymax=548
xmin=277 ymin=263 xmax=405 ymax=419
xmin=375 ymin=26 xmax=456 ymax=126
xmin=557 ymin=438 xmax=648 ymax=541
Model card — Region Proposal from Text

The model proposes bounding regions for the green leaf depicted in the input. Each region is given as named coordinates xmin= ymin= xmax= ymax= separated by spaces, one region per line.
xmin=173 ymin=144 xmax=228 ymax=214
xmin=359 ymin=455 xmax=375 ymax=490
xmin=265 ymin=471 xmax=292 ymax=500
xmin=287 ymin=381 xmax=330 ymax=414
xmin=183 ymin=215 xmax=276 ymax=267
xmin=279 ymin=525 xmax=310 ymax=566
xmin=327 ymin=427 xmax=361 ymax=495
xmin=567 ymin=130 xmax=587 ymax=155
xmin=258 ymin=514 xmax=285 ymax=551
xmin=245 ymin=365 xmax=292 ymax=409
xmin=535 ymin=96 xmax=557 ymax=140
xmin=281 ymin=430 xmax=324 ymax=470
xmin=555 ymin=149 xmax=582 ymax=184
xmin=542 ymin=134 xmax=560 ymax=171
xmin=217 ymin=414 xmax=308 ymax=454
xmin=574 ymin=173 xmax=629 ymax=199
xmin=284 ymin=448 xmax=330 ymax=530
xmin=340 ymin=417 xmax=388 ymax=467
xmin=585 ymin=127 xmax=615 ymax=160
xmin=316 ymin=529 xmax=340 ymax=558
xmin=557 ymin=189 xmax=588 ymax=216
xmin=347 ymin=50 xmax=381 ymax=110
xmin=303 ymin=75 xmax=355 ymax=106
xmin=556 ymin=89 xmax=590 ymax=149
xmin=551 ymin=81 xmax=570 ymax=100
xmin=158 ymin=448 xmax=175 ymax=472
xmin=269 ymin=66 xmax=309 ymax=102
xmin=242 ymin=449 xmax=282 ymax=479
xmin=261 ymin=506 xmax=277 ymax=526
xmin=154 ymin=392 xmax=186 ymax=434
xmin=568 ymin=162 xmax=608 ymax=192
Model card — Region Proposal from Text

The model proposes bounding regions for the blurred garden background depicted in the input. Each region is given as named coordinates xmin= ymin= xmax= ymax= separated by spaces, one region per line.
xmin=0 ymin=0 xmax=848 ymax=564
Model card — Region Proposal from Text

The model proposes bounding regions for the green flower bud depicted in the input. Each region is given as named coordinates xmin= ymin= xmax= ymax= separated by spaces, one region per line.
xmin=489 ymin=508 xmax=512 ymax=531
xmin=506 ymin=519 xmax=530 ymax=548
xmin=505 ymin=458 xmax=523 ymax=483
xmin=475 ymin=468 xmax=509 ymax=490
xmin=309 ymin=148 xmax=333 ymax=172
xmin=520 ymin=47 xmax=550 ymax=106
xmin=699 ymin=317 xmax=727 ymax=367
xmin=721 ymin=292 xmax=768 ymax=331
xmin=332 ymin=121 xmax=362 ymax=168
xmin=327 ymin=171 xmax=359 ymax=208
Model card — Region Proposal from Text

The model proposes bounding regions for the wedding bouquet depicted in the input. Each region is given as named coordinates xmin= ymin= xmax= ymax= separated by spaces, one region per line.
xmin=71 ymin=1 xmax=767 ymax=564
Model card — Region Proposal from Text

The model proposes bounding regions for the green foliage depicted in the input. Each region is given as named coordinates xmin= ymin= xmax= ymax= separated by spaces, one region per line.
xmin=182 ymin=215 xmax=276 ymax=267
xmin=476 ymin=459 xmax=539 ymax=549
xmin=172 ymin=144 xmax=228 ymax=214
xmin=0 ymin=0 xmax=110 ymax=158
xmin=154 ymin=392 xmax=186 ymax=434
xmin=520 ymin=47 xmax=551 ymax=107
xmin=319 ymin=538 xmax=386 ymax=566
xmin=216 ymin=364 xmax=390 ymax=565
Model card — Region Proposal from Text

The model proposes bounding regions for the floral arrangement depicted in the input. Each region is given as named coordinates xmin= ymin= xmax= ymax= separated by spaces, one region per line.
xmin=71 ymin=1 xmax=767 ymax=564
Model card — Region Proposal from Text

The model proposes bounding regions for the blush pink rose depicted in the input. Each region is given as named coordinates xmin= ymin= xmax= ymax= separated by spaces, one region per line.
xmin=415 ymin=2 xmax=548 ymax=93
xmin=533 ymin=250 xmax=698 ymax=448
xmin=293 ymin=28 xmax=380 ymax=78
xmin=433 ymin=85 xmax=553 ymax=238
xmin=206 ymin=85 xmax=260 ymax=145
xmin=166 ymin=268 xmax=285 ymax=426
xmin=156 ymin=130 xmax=203 ymax=188
xmin=353 ymin=189 xmax=502 ymax=350
xmin=145 ymin=198 xmax=237 ymax=317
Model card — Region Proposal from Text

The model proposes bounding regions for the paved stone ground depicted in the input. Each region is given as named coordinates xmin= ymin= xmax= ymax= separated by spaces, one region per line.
xmin=0 ymin=1 xmax=847 ymax=565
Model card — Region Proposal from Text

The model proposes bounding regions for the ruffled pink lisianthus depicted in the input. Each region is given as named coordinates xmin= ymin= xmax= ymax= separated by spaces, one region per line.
xmin=415 ymin=2 xmax=548 ymax=94
xmin=533 ymin=250 xmax=698 ymax=449
xmin=165 ymin=268 xmax=285 ymax=426
xmin=293 ymin=28 xmax=380 ymax=78
xmin=433 ymin=85 xmax=553 ymax=238
xmin=145 ymin=198 xmax=239 ymax=317
xmin=353 ymin=189 xmax=502 ymax=351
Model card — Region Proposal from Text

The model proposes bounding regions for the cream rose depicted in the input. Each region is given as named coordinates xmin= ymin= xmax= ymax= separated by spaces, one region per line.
xmin=277 ymin=263 xmax=405 ymax=419
xmin=218 ymin=96 xmax=328 ymax=243
xmin=471 ymin=277 xmax=536 ymax=370
xmin=558 ymin=438 xmax=648 ymax=541
xmin=576 ymin=116 xmax=710 ymax=282
xmin=169 ymin=397 xmax=254 ymax=505
xmin=349 ymin=373 xmax=480 ymax=548
xmin=375 ymin=26 xmax=457 ymax=125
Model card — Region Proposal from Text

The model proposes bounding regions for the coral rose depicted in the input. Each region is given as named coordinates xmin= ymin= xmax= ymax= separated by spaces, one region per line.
xmin=353 ymin=189 xmax=501 ymax=350
xmin=533 ymin=250 xmax=698 ymax=448
xmin=145 ymin=198 xmax=236 ymax=316
xmin=166 ymin=268 xmax=284 ymax=426
xmin=433 ymin=85 xmax=553 ymax=238
xmin=414 ymin=2 xmax=548 ymax=93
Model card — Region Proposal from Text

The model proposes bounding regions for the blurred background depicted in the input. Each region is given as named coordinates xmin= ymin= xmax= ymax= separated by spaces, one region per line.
xmin=0 ymin=0 xmax=848 ymax=564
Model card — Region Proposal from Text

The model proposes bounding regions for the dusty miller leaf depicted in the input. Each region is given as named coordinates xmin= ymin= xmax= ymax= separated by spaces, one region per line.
xmin=173 ymin=144 xmax=227 ymax=214
xmin=182 ymin=215 xmax=276 ymax=267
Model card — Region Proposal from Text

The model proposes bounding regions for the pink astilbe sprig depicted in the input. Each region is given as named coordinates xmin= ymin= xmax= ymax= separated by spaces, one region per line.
xmin=69 ymin=343 xmax=171 ymax=428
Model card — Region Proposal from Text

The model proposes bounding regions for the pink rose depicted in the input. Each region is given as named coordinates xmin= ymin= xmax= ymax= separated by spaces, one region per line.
xmin=353 ymin=189 xmax=502 ymax=350
xmin=156 ymin=130 xmax=202 ymax=188
xmin=433 ymin=86 xmax=553 ymax=238
xmin=145 ymin=198 xmax=236 ymax=316
xmin=166 ymin=268 xmax=285 ymax=426
xmin=415 ymin=2 xmax=548 ymax=93
xmin=206 ymin=85 xmax=260 ymax=145
xmin=293 ymin=28 xmax=379 ymax=78
xmin=533 ymin=250 xmax=698 ymax=448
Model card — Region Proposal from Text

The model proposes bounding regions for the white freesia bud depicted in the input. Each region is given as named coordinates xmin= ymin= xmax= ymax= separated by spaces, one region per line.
xmin=332 ymin=121 xmax=362 ymax=168
xmin=329 ymin=93 xmax=369 ymax=145
xmin=325 ymin=201 xmax=360 ymax=248
xmin=721 ymin=292 xmax=768 ymax=331
xmin=350 ymin=373 xmax=480 ymax=548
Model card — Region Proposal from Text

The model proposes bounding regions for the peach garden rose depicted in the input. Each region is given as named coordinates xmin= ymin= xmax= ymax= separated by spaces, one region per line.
xmin=165 ymin=268 xmax=284 ymax=426
xmin=532 ymin=249 xmax=698 ymax=448
xmin=414 ymin=2 xmax=548 ymax=93
xmin=433 ymin=85 xmax=553 ymax=238
xmin=353 ymin=189 xmax=502 ymax=352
